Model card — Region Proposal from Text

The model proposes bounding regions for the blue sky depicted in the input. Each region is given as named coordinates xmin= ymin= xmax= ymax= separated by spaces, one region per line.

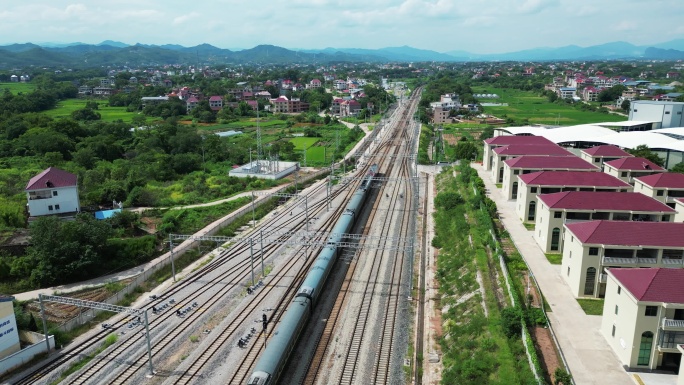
xmin=2 ymin=0 xmax=683 ymax=54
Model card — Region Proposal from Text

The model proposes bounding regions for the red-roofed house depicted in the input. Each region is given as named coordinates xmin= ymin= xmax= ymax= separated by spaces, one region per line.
xmin=340 ymin=99 xmax=361 ymax=117
xmin=604 ymin=157 xmax=666 ymax=185
xmin=25 ymin=167 xmax=80 ymax=217
xmin=491 ymin=144 xmax=573 ymax=183
xmin=186 ymin=96 xmax=199 ymax=113
xmin=534 ymin=192 xmax=675 ymax=253
xmin=208 ymin=96 xmax=223 ymax=111
xmin=331 ymin=98 xmax=344 ymax=115
xmin=563 ymin=221 xmax=684 ymax=298
xmin=308 ymin=79 xmax=322 ymax=89
xmin=634 ymin=173 xmax=684 ymax=209
xmin=601 ymin=268 xmax=684 ymax=371
xmin=516 ymin=171 xmax=631 ymax=222
xmin=580 ymin=145 xmax=633 ymax=170
xmin=676 ymin=198 xmax=684 ymax=222
xmin=482 ymin=135 xmax=555 ymax=171
xmin=502 ymin=155 xmax=599 ymax=200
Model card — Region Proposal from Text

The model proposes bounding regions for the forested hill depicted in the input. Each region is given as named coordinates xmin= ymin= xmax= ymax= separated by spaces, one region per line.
xmin=0 ymin=43 xmax=387 ymax=68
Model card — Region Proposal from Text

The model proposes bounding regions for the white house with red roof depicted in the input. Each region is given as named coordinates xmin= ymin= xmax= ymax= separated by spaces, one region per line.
xmin=534 ymin=192 xmax=675 ymax=253
xmin=676 ymin=199 xmax=684 ymax=223
xmin=25 ymin=167 xmax=80 ymax=217
xmin=491 ymin=144 xmax=573 ymax=183
xmin=208 ymin=96 xmax=223 ymax=111
xmin=580 ymin=145 xmax=633 ymax=171
xmin=186 ymin=96 xmax=199 ymax=113
xmin=340 ymin=99 xmax=361 ymax=117
xmin=502 ymin=155 xmax=599 ymax=200
xmin=634 ymin=173 xmax=684 ymax=209
xmin=604 ymin=157 xmax=666 ymax=185
xmin=563 ymin=221 xmax=684 ymax=299
xmin=331 ymin=98 xmax=344 ymax=115
xmin=516 ymin=171 xmax=631 ymax=222
xmin=308 ymin=79 xmax=322 ymax=89
xmin=601 ymin=267 xmax=684 ymax=371
xmin=482 ymin=135 xmax=555 ymax=171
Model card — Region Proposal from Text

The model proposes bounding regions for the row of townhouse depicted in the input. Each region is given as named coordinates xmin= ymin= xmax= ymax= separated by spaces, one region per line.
xmin=484 ymin=136 xmax=684 ymax=374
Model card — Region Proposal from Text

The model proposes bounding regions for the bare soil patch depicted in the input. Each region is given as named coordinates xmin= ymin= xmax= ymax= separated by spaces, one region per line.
xmin=533 ymin=326 xmax=561 ymax=384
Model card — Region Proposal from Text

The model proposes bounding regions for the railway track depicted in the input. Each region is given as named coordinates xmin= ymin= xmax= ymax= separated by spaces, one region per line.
xmin=19 ymin=177 xmax=351 ymax=385
xmin=303 ymin=87 xmax=422 ymax=385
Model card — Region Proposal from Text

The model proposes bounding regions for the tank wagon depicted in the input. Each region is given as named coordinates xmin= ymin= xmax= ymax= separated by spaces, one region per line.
xmin=247 ymin=164 xmax=378 ymax=385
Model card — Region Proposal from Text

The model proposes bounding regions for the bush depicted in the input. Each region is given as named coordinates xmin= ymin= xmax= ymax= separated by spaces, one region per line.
xmin=501 ymin=306 xmax=523 ymax=338
xmin=435 ymin=191 xmax=464 ymax=210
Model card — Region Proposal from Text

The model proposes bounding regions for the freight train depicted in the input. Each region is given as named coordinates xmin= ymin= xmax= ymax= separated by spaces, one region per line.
xmin=247 ymin=164 xmax=379 ymax=385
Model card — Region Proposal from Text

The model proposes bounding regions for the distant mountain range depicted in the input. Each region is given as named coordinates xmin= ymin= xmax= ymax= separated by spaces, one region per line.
xmin=1 ymin=39 xmax=684 ymax=68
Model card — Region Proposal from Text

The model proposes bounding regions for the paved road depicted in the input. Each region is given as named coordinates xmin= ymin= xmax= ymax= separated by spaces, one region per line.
xmin=472 ymin=163 xmax=632 ymax=385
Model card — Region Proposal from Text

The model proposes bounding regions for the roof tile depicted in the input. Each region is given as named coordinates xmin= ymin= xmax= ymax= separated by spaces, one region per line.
xmin=519 ymin=171 xmax=629 ymax=187
xmin=538 ymin=191 xmax=675 ymax=212
xmin=605 ymin=157 xmax=664 ymax=171
xmin=26 ymin=167 xmax=77 ymax=191
xmin=635 ymin=173 xmax=684 ymax=189
xmin=506 ymin=156 xmax=597 ymax=170
xmin=608 ymin=268 xmax=684 ymax=304
xmin=581 ymin=145 xmax=632 ymax=157
xmin=566 ymin=220 xmax=684 ymax=247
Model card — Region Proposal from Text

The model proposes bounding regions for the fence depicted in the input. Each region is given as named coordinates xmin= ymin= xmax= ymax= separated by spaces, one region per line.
xmin=0 ymin=333 xmax=54 ymax=376
xmin=56 ymin=169 xmax=330 ymax=332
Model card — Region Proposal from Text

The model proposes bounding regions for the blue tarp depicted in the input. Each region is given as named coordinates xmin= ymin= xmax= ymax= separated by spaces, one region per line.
xmin=94 ymin=209 xmax=122 ymax=220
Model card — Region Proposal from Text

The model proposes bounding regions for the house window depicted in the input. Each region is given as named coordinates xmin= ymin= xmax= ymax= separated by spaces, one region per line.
xmin=531 ymin=187 xmax=538 ymax=193
xmin=588 ymin=247 xmax=599 ymax=256
xmin=567 ymin=267 xmax=570 ymax=276
xmin=665 ymin=111 xmax=671 ymax=115
xmin=637 ymin=332 xmax=654 ymax=365
xmin=569 ymin=251 xmax=572 ymax=258
xmin=584 ymin=267 xmax=597 ymax=295
xmin=528 ymin=201 xmax=536 ymax=221
xmin=645 ymin=306 xmax=657 ymax=316
xmin=615 ymin=305 xmax=619 ymax=315
xmin=663 ymin=215 xmax=670 ymax=221
xmin=554 ymin=211 xmax=562 ymax=218
xmin=571 ymin=236 xmax=574 ymax=243
xmin=621 ymin=172 xmax=627 ymax=177
xmin=551 ymin=228 xmax=561 ymax=251
xmin=48 ymin=205 xmax=53 ymax=211
xmin=53 ymin=191 xmax=58 ymax=196
xmin=514 ymin=170 xmax=519 ymax=175
xmin=617 ymin=286 xmax=621 ymax=294
xmin=611 ymin=325 xmax=616 ymax=337
xmin=55 ymin=204 xmax=60 ymax=210
xmin=657 ymin=190 xmax=664 ymax=196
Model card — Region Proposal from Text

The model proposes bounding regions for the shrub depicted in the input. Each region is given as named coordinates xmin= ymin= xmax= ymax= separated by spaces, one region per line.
xmin=500 ymin=306 xmax=523 ymax=338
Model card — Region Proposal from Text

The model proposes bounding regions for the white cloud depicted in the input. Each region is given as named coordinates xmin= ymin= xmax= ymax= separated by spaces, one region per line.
xmin=173 ymin=12 xmax=200 ymax=25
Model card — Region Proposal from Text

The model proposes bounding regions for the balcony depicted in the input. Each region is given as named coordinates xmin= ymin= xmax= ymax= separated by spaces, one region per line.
xmin=662 ymin=258 xmax=684 ymax=267
xmin=662 ymin=319 xmax=684 ymax=331
xmin=603 ymin=257 xmax=638 ymax=265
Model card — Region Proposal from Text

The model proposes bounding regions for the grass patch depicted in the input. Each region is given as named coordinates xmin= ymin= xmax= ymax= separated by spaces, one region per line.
xmin=306 ymin=146 xmax=328 ymax=164
xmin=472 ymin=85 xmax=627 ymax=126
xmin=523 ymin=223 xmax=535 ymax=230
xmin=495 ymin=183 xmax=502 ymax=188
xmin=0 ymin=82 xmax=36 ymax=94
xmin=289 ymin=137 xmax=320 ymax=150
xmin=576 ymin=298 xmax=605 ymax=315
xmin=42 ymin=99 xmax=139 ymax=122
xmin=545 ymin=253 xmax=562 ymax=265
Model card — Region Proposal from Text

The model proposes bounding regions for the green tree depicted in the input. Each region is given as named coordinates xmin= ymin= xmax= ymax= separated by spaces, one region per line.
xmin=26 ymin=214 xmax=112 ymax=286
xmin=671 ymin=162 xmax=684 ymax=174
xmin=453 ymin=141 xmax=479 ymax=160
xmin=626 ymin=144 xmax=665 ymax=167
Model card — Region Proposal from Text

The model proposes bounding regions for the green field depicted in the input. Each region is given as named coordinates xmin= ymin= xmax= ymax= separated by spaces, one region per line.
xmin=472 ymin=86 xmax=627 ymax=126
xmin=305 ymin=146 xmax=327 ymax=164
xmin=42 ymin=99 xmax=139 ymax=122
xmin=0 ymin=82 xmax=36 ymax=94
xmin=289 ymin=137 xmax=320 ymax=150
